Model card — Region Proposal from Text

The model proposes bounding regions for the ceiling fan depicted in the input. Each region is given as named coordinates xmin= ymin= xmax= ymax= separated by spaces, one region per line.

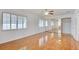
xmin=44 ymin=9 xmax=54 ymax=15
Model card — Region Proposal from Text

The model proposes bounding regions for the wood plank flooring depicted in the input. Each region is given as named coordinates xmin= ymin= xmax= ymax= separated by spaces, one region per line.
xmin=0 ymin=32 xmax=79 ymax=50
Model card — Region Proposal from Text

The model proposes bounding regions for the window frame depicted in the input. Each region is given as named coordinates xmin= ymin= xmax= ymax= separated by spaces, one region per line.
xmin=2 ymin=12 xmax=27 ymax=31
xmin=38 ymin=19 xmax=44 ymax=28
xmin=44 ymin=20 xmax=48 ymax=27
xmin=17 ymin=16 xmax=23 ymax=29
xmin=11 ymin=14 xmax=17 ymax=30
xmin=38 ymin=19 xmax=49 ymax=28
xmin=22 ymin=16 xmax=27 ymax=29
xmin=2 ymin=13 xmax=11 ymax=30
xmin=17 ymin=16 xmax=27 ymax=30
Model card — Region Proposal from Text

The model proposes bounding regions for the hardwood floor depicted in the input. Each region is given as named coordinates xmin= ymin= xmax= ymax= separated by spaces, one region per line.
xmin=0 ymin=32 xmax=79 ymax=50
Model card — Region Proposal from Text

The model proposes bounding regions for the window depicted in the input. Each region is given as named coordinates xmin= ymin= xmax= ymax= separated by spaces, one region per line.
xmin=18 ymin=16 xmax=27 ymax=29
xmin=45 ymin=20 xmax=48 ymax=26
xmin=18 ymin=16 xmax=23 ymax=29
xmin=38 ymin=19 xmax=44 ymax=27
xmin=22 ymin=17 xmax=27 ymax=28
xmin=51 ymin=21 xmax=54 ymax=26
xmin=38 ymin=19 xmax=49 ymax=27
xmin=3 ymin=13 xmax=10 ymax=30
xmin=11 ymin=15 xmax=17 ymax=29
xmin=2 ymin=13 xmax=27 ymax=30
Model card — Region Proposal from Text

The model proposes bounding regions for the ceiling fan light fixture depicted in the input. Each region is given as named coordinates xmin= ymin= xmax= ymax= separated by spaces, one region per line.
xmin=44 ymin=11 xmax=49 ymax=15
xmin=44 ymin=9 xmax=54 ymax=16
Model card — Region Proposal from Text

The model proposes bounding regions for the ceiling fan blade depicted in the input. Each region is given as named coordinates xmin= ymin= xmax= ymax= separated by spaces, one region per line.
xmin=44 ymin=9 xmax=54 ymax=15
xmin=49 ymin=10 xmax=54 ymax=12
xmin=49 ymin=13 xmax=53 ymax=15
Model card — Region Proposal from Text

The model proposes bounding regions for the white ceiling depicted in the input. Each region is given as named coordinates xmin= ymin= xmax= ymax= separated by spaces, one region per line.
xmin=0 ymin=9 xmax=75 ymax=15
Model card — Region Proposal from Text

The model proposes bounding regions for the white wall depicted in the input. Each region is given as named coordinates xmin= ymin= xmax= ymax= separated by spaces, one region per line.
xmin=74 ymin=11 xmax=79 ymax=41
xmin=0 ymin=10 xmax=51 ymax=44
xmin=76 ymin=14 xmax=79 ymax=41
xmin=54 ymin=13 xmax=77 ymax=41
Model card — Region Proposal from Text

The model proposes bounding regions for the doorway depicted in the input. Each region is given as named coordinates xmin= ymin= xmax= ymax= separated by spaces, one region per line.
xmin=61 ymin=18 xmax=71 ymax=34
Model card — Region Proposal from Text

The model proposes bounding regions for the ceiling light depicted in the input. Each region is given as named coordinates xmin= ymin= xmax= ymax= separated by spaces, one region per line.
xmin=44 ymin=9 xmax=54 ymax=16
xmin=44 ymin=11 xmax=49 ymax=15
